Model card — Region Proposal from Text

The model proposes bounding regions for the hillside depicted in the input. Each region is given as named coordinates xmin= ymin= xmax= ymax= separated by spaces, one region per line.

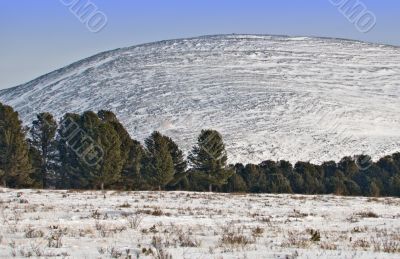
xmin=1 ymin=35 xmax=400 ymax=164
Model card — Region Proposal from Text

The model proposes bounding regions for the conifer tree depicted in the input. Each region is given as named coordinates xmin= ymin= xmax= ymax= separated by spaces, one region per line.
xmin=90 ymin=122 xmax=123 ymax=190
xmin=163 ymin=134 xmax=187 ymax=189
xmin=188 ymin=129 xmax=233 ymax=192
xmin=76 ymin=111 xmax=123 ymax=190
xmin=0 ymin=102 xmax=32 ymax=187
xmin=144 ymin=132 xmax=174 ymax=190
xmin=30 ymin=113 xmax=58 ymax=188
xmin=57 ymin=113 xmax=83 ymax=188
xmin=57 ymin=112 xmax=123 ymax=190
xmin=98 ymin=110 xmax=145 ymax=190
xmin=28 ymin=145 xmax=43 ymax=188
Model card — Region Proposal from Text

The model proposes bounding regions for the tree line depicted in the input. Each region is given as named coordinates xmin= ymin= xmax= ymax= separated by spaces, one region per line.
xmin=1 ymin=102 xmax=400 ymax=197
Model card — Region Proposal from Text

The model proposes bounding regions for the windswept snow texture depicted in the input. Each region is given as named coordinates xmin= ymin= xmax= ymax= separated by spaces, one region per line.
xmin=1 ymin=35 xmax=400 ymax=164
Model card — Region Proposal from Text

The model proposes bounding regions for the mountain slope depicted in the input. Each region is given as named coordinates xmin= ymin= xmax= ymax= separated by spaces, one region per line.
xmin=1 ymin=34 xmax=400 ymax=164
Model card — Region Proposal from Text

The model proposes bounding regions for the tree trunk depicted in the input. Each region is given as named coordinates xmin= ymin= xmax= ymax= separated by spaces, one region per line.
xmin=42 ymin=168 xmax=46 ymax=189
xmin=158 ymin=185 xmax=161 ymax=191
xmin=2 ymin=179 xmax=6 ymax=188
xmin=209 ymin=184 xmax=212 ymax=192
xmin=101 ymin=182 xmax=104 ymax=191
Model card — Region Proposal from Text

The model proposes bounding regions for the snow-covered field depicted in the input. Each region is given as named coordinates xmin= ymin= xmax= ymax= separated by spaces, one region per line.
xmin=1 ymin=188 xmax=400 ymax=258
xmin=1 ymin=35 xmax=400 ymax=164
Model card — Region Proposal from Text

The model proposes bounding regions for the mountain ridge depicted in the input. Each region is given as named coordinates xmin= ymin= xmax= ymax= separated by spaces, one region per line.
xmin=1 ymin=34 xmax=399 ymax=164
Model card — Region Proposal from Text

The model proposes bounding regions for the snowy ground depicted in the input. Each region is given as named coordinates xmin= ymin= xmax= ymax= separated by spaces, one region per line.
xmin=1 ymin=188 xmax=400 ymax=258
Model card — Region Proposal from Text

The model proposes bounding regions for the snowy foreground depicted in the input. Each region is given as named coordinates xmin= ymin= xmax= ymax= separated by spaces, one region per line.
xmin=1 ymin=189 xmax=400 ymax=258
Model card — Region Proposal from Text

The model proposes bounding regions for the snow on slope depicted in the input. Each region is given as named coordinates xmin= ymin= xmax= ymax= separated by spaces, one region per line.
xmin=1 ymin=34 xmax=400 ymax=164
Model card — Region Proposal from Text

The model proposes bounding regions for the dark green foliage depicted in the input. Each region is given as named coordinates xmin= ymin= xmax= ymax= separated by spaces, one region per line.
xmin=57 ymin=112 xmax=123 ymax=190
xmin=57 ymin=113 xmax=82 ymax=188
xmin=1 ymin=101 xmax=399 ymax=197
xmin=164 ymin=134 xmax=188 ymax=189
xmin=144 ymin=132 xmax=174 ymax=190
xmin=28 ymin=145 xmax=42 ymax=188
xmin=122 ymin=139 xmax=146 ymax=190
xmin=294 ymin=162 xmax=325 ymax=194
xmin=188 ymin=129 xmax=234 ymax=192
xmin=30 ymin=113 xmax=58 ymax=188
xmin=98 ymin=110 xmax=145 ymax=190
xmin=0 ymin=102 xmax=32 ymax=187
xmin=259 ymin=160 xmax=293 ymax=193
xmin=91 ymin=122 xmax=123 ymax=190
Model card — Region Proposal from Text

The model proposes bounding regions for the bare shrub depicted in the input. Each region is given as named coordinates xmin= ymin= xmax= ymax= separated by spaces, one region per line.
xmin=152 ymin=209 xmax=163 ymax=216
xmin=351 ymin=226 xmax=368 ymax=233
xmin=320 ymin=242 xmax=338 ymax=250
xmin=282 ymin=231 xmax=310 ymax=249
xmin=289 ymin=209 xmax=309 ymax=218
xmin=25 ymin=226 xmax=44 ymax=238
xmin=353 ymin=239 xmax=370 ymax=250
xmin=30 ymin=242 xmax=45 ymax=257
xmin=107 ymin=246 xmax=123 ymax=258
xmin=127 ymin=214 xmax=143 ymax=230
xmin=97 ymin=247 xmax=106 ymax=255
xmin=47 ymin=229 xmax=64 ymax=248
xmin=95 ymin=222 xmax=126 ymax=238
xmin=219 ymin=226 xmax=254 ymax=249
xmin=9 ymin=240 xmax=16 ymax=257
xmin=119 ymin=202 xmax=131 ymax=208
xmin=176 ymin=229 xmax=201 ymax=247
xmin=152 ymin=236 xmax=172 ymax=259
xmin=356 ymin=211 xmax=379 ymax=218
xmin=251 ymin=226 xmax=264 ymax=238
xmin=308 ymin=229 xmax=321 ymax=242
xmin=371 ymin=237 xmax=400 ymax=253
xmin=91 ymin=210 xmax=102 ymax=219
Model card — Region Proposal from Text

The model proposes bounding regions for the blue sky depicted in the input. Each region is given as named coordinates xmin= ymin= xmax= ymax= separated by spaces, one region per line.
xmin=0 ymin=0 xmax=399 ymax=89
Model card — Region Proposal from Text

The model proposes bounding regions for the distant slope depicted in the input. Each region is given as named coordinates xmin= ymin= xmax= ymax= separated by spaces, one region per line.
xmin=1 ymin=34 xmax=400 ymax=164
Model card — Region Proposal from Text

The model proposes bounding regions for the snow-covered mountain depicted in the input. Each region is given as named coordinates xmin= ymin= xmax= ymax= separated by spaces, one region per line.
xmin=1 ymin=35 xmax=400 ymax=164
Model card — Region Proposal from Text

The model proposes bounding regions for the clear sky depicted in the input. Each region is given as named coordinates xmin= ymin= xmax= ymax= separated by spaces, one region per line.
xmin=0 ymin=0 xmax=399 ymax=89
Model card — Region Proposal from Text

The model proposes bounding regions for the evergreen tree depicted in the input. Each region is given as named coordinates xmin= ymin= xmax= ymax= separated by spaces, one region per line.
xmin=188 ymin=129 xmax=233 ymax=192
xmin=77 ymin=111 xmax=123 ymax=190
xmin=30 ymin=113 xmax=58 ymax=188
xmin=57 ymin=113 xmax=83 ymax=189
xmin=294 ymin=162 xmax=324 ymax=194
xmin=163 ymin=134 xmax=187 ymax=189
xmin=226 ymin=173 xmax=247 ymax=192
xmin=98 ymin=110 xmax=148 ymax=190
xmin=122 ymin=139 xmax=146 ymax=190
xmin=28 ymin=145 xmax=43 ymax=188
xmin=243 ymin=164 xmax=263 ymax=192
xmin=90 ymin=122 xmax=123 ymax=190
xmin=144 ymin=132 xmax=174 ymax=190
xmin=57 ymin=112 xmax=123 ymax=190
xmin=259 ymin=160 xmax=292 ymax=193
xmin=0 ymin=102 xmax=32 ymax=187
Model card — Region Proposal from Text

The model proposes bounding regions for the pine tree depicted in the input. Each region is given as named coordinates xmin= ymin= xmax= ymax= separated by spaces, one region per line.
xmin=57 ymin=113 xmax=83 ymax=189
xmin=163 ymin=134 xmax=187 ymax=189
xmin=188 ymin=129 xmax=233 ymax=192
xmin=90 ymin=122 xmax=123 ymax=190
xmin=122 ymin=139 xmax=146 ymax=190
xmin=30 ymin=113 xmax=58 ymax=188
xmin=76 ymin=111 xmax=123 ymax=190
xmin=28 ymin=145 xmax=43 ymax=188
xmin=57 ymin=112 xmax=123 ymax=190
xmin=0 ymin=102 xmax=32 ymax=187
xmin=98 ymin=110 xmax=145 ymax=190
xmin=144 ymin=132 xmax=174 ymax=190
